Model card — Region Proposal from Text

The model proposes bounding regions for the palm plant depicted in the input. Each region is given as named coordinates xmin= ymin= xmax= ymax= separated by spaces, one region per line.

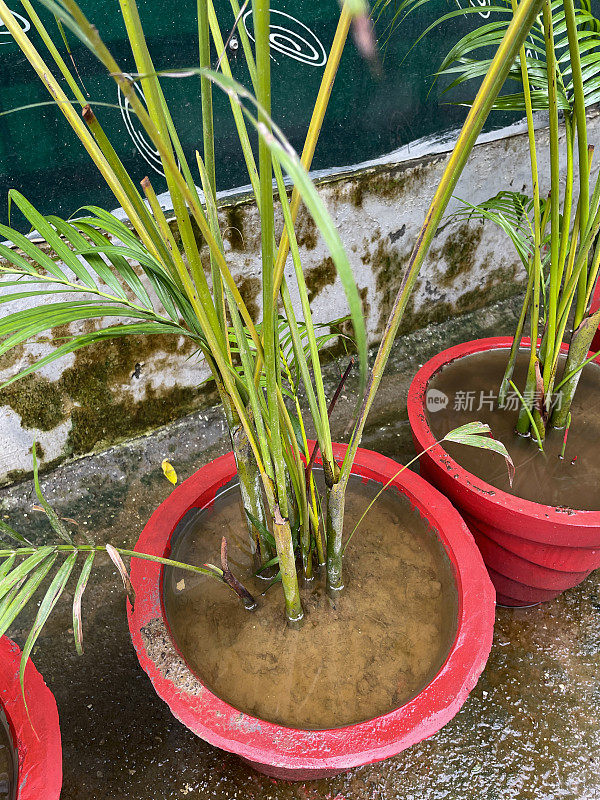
xmin=0 ymin=0 xmax=543 ymax=630
xmin=0 ymin=0 xmax=373 ymax=625
xmin=406 ymin=0 xmax=600 ymax=443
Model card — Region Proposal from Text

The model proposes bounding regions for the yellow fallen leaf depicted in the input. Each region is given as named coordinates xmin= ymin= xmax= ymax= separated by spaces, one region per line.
xmin=161 ymin=459 xmax=178 ymax=485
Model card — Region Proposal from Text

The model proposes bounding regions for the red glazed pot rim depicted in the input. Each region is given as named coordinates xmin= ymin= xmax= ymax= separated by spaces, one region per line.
xmin=0 ymin=637 xmax=62 ymax=800
xmin=128 ymin=443 xmax=494 ymax=773
xmin=407 ymin=336 xmax=600 ymax=531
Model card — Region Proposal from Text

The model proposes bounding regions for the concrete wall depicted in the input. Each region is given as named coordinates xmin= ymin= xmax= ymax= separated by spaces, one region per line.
xmin=1 ymin=113 xmax=590 ymax=484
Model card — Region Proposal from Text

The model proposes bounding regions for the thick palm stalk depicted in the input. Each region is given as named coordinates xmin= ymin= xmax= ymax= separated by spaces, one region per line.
xmin=325 ymin=481 xmax=345 ymax=596
xmin=551 ymin=309 xmax=600 ymax=428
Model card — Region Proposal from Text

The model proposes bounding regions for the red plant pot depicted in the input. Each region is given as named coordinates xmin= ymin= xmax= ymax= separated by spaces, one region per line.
xmin=408 ymin=337 xmax=600 ymax=607
xmin=0 ymin=637 xmax=62 ymax=799
xmin=127 ymin=443 xmax=494 ymax=780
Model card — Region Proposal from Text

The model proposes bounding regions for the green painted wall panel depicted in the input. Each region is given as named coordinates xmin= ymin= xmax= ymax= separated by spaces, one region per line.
xmin=0 ymin=0 xmax=513 ymax=228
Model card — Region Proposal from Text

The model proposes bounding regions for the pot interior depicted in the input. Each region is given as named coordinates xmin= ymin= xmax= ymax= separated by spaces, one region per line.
xmin=162 ymin=471 xmax=458 ymax=730
xmin=426 ymin=347 xmax=600 ymax=510
xmin=0 ymin=706 xmax=15 ymax=800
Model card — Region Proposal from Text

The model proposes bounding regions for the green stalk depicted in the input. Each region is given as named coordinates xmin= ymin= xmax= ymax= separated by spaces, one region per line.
xmin=20 ymin=0 xmax=172 ymax=270
xmin=271 ymin=4 xmax=353 ymax=302
xmin=564 ymin=0 xmax=589 ymax=241
xmin=510 ymin=0 xmax=543 ymax=437
xmin=273 ymin=508 xmax=303 ymax=624
xmin=499 ymin=263 xmax=534 ymax=405
xmin=540 ymin=0 xmax=560 ymax=405
xmin=254 ymin=0 xmax=301 ymax=622
xmin=209 ymin=0 xmax=260 ymax=198
xmin=198 ymin=0 xmax=224 ymax=333
xmin=23 ymin=0 xmax=165 ymax=253
xmin=0 ymin=1 xmax=163 ymax=263
xmin=196 ymin=154 xmax=274 ymax=565
xmin=556 ymin=115 xmax=575 ymax=289
xmin=118 ymin=0 xmax=222 ymax=345
xmin=339 ymin=0 xmax=545 ymax=488
xmin=272 ymin=164 xmax=335 ymax=473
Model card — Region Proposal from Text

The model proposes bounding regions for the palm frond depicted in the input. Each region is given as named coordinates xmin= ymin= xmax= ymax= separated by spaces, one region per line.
xmin=0 ymin=198 xmax=207 ymax=389
xmin=450 ymin=190 xmax=550 ymax=267
xmin=0 ymin=445 xmax=254 ymax=695
xmin=432 ymin=0 xmax=600 ymax=115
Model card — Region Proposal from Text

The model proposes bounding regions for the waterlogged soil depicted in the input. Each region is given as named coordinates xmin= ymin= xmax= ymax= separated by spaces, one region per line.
xmin=427 ymin=348 xmax=600 ymax=510
xmin=164 ymin=475 xmax=458 ymax=730
xmin=0 ymin=711 xmax=14 ymax=800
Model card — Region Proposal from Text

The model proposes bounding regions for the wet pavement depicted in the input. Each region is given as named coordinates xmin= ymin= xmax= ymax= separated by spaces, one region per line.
xmin=2 ymin=294 xmax=600 ymax=800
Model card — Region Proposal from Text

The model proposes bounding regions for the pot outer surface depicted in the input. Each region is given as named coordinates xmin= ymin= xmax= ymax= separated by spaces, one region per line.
xmin=128 ymin=444 xmax=495 ymax=780
xmin=0 ymin=705 xmax=14 ymax=800
xmin=0 ymin=638 xmax=62 ymax=800
xmin=408 ymin=337 xmax=600 ymax=607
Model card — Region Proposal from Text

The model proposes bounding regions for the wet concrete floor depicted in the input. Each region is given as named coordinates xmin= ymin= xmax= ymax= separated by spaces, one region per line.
xmin=1 ymin=294 xmax=599 ymax=799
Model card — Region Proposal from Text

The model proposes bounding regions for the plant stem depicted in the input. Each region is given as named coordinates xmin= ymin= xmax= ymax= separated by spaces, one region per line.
xmin=220 ymin=538 xmax=257 ymax=609
xmin=550 ymin=309 xmax=600 ymax=427
xmin=564 ymin=0 xmax=589 ymax=239
xmin=325 ymin=480 xmax=345 ymax=598
xmin=512 ymin=0 xmax=543 ymax=437
xmin=198 ymin=0 xmax=225 ymax=333
xmin=219 ymin=387 xmax=273 ymax=567
xmin=254 ymin=0 xmax=302 ymax=622
xmin=499 ymin=262 xmax=533 ymax=405
xmin=273 ymin=507 xmax=303 ymax=623
xmin=540 ymin=0 xmax=560 ymax=402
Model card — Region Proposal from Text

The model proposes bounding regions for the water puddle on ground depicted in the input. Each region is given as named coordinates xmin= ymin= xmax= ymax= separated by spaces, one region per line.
xmin=0 ymin=709 xmax=15 ymax=800
xmin=164 ymin=474 xmax=458 ymax=729
xmin=427 ymin=349 xmax=600 ymax=509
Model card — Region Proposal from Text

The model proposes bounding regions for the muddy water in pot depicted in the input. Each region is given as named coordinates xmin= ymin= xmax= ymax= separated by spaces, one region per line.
xmin=427 ymin=349 xmax=600 ymax=509
xmin=164 ymin=474 xmax=458 ymax=730
xmin=0 ymin=709 xmax=15 ymax=800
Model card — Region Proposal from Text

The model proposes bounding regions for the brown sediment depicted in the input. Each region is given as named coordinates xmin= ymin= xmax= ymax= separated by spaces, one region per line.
xmin=426 ymin=348 xmax=600 ymax=510
xmin=0 ymin=708 xmax=14 ymax=800
xmin=163 ymin=474 xmax=458 ymax=730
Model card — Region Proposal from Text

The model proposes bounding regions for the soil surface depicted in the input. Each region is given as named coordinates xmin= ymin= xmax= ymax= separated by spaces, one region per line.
xmin=0 ymin=711 xmax=14 ymax=800
xmin=164 ymin=475 xmax=457 ymax=729
xmin=427 ymin=348 xmax=600 ymax=509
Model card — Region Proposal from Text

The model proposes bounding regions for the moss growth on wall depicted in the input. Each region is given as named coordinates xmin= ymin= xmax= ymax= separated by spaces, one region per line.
xmin=235 ymin=276 xmax=261 ymax=323
xmin=328 ymin=160 xmax=428 ymax=210
xmin=433 ymin=223 xmax=484 ymax=287
xmin=455 ymin=263 xmax=522 ymax=313
xmin=306 ymin=256 xmax=337 ymax=303
xmin=0 ymin=339 xmax=25 ymax=372
xmin=0 ymin=329 xmax=209 ymax=460
xmin=224 ymin=205 xmax=246 ymax=251
xmin=67 ymin=383 xmax=200 ymax=454
xmin=0 ymin=374 xmax=67 ymax=431
xmin=295 ymin=204 xmax=318 ymax=250
xmin=367 ymin=236 xmax=411 ymax=334
xmin=366 ymin=226 xmax=522 ymax=337
xmin=59 ymin=334 xmax=200 ymax=454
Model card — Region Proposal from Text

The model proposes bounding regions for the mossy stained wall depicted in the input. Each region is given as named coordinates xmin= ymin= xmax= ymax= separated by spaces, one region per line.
xmin=1 ymin=116 xmax=576 ymax=485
